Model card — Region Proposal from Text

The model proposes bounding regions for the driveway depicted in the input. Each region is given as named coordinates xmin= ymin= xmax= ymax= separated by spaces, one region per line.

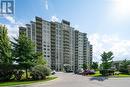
xmin=23 ymin=72 xmax=130 ymax=87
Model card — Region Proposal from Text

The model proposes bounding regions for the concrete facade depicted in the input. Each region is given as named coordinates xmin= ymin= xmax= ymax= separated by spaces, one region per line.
xmin=19 ymin=16 xmax=93 ymax=72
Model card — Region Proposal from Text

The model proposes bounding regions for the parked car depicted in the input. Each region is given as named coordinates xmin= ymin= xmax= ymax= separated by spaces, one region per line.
xmin=77 ymin=68 xmax=84 ymax=75
xmin=83 ymin=70 xmax=95 ymax=75
xmin=51 ymin=70 xmax=56 ymax=75
xmin=66 ymin=70 xmax=73 ymax=73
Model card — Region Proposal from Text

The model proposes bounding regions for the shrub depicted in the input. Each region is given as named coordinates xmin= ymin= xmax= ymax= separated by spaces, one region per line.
xmin=30 ymin=65 xmax=51 ymax=80
xmin=100 ymin=69 xmax=108 ymax=76
xmin=0 ymin=64 xmax=14 ymax=81
xmin=119 ymin=69 xmax=129 ymax=74
xmin=0 ymin=70 xmax=14 ymax=81
xmin=100 ymin=69 xmax=114 ymax=76
xmin=14 ymin=70 xmax=24 ymax=80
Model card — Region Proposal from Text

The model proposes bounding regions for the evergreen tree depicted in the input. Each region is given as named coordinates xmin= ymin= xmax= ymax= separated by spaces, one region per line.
xmin=101 ymin=51 xmax=114 ymax=69
xmin=0 ymin=25 xmax=12 ymax=63
xmin=120 ymin=59 xmax=130 ymax=69
xmin=35 ymin=52 xmax=46 ymax=65
xmin=91 ymin=62 xmax=98 ymax=70
xmin=12 ymin=33 xmax=36 ymax=79
xmin=83 ymin=63 xmax=87 ymax=70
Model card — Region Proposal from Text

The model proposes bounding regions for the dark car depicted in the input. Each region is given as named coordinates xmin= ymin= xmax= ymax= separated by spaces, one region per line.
xmin=83 ymin=70 xmax=95 ymax=75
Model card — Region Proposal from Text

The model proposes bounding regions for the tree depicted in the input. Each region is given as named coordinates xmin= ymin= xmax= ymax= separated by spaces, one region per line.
xmin=0 ymin=25 xmax=14 ymax=81
xmin=91 ymin=62 xmax=98 ymax=70
xmin=101 ymin=51 xmax=114 ymax=69
xmin=12 ymin=33 xmax=36 ymax=79
xmin=0 ymin=25 xmax=12 ymax=63
xmin=83 ymin=63 xmax=87 ymax=70
xmin=119 ymin=59 xmax=130 ymax=74
xmin=35 ymin=52 xmax=46 ymax=65
xmin=120 ymin=59 xmax=130 ymax=69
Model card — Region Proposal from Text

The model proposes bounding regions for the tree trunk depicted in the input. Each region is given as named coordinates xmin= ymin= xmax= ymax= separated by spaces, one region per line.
xmin=26 ymin=68 xmax=28 ymax=79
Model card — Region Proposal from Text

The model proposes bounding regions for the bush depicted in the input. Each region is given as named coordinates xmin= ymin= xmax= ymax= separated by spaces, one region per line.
xmin=0 ymin=64 xmax=14 ymax=81
xmin=100 ymin=69 xmax=114 ymax=76
xmin=0 ymin=70 xmax=14 ymax=81
xmin=119 ymin=69 xmax=129 ymax=74
xmin=14 ymin=70 xmax=24 ymax=80
xmin=30 ymin=65 xmax=51 ymax=80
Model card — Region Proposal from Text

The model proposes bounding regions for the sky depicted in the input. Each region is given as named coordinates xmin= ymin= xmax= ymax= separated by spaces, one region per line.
xmin=0 ymin=0 xmax=130 ymax=62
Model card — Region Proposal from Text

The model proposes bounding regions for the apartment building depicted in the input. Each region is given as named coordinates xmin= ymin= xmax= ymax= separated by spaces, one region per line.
xmin=19 ymin=26 xmax=27 ymax=35
xmin=50 ymin=20 xmax=75 ymax=71
xmin=19 ymin=16 xmax=93 ymax=72
xmin=75 ymin=31 xmax=84 ymax=71
xmin=19 ymin=17 xmax=51 ymax=67
xmin=74 ymin=30 xmax=92 ymax=72
xmin=61 ymin=20 xmax=75 ymax=71
xmin=86 ymin=41 xmax=93 ymax=69
xmin=50 ymin=22 xmax=63 ymax=71
xmin=35 ymin=17 xmax=43 ymax=52
xmin=42 ymin=19 xmax=51 ymax=67
xmin=69 ymin=27 xmax=75 ymax=71
xmin=30 ymin=21 xmax=36 ymax=46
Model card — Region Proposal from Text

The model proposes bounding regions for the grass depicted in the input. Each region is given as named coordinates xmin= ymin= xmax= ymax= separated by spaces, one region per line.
xmin=114 ymin=73 xmax=130 ymax=77
xmin=89 ymin=71 xmax=130 ymax=78
xmin=0 ymin=76 xmax=57 ymax=86
xmin=89 ymin=71 xmax=102 ymax=77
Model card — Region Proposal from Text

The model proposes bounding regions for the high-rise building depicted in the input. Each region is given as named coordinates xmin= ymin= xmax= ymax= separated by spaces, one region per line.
xmin=35 ymin=17 xmax=43 ymax=52
xmin=19 ymin=26 xmax=27 ymax=35
xmin=30 ymin=21 xmax=36 ymax=45
xmin=74 ymin=30 xmax=91 ymax=72
xmin=19 ymin=17 xmax=51 ymax=67
xmin=19 ymin=16 xmax=93 ymax=72
xmin=61 ymin=20 xmax=75 ymax=71
xmin=50 ymin=20 xmax=75 ymax=71
xmin=42 ymin=19 xmax=51 ymax=67
xmin=86 ymin=41 xmax=93 ymax=69
xmin=51 ymin=22 xmax=63 ymax=71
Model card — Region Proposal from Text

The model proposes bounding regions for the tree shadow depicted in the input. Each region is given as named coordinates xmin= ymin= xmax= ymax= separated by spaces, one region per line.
xmin=89 ymin=77 xmax=108 ymax=81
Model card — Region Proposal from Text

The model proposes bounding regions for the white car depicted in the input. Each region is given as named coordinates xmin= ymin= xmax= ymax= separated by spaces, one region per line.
xmin=51 ymin=70 xmax=56 ymax=75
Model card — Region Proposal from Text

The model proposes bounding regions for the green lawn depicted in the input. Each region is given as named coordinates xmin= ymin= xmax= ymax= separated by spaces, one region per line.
xmin=89 ymin=71 xmax=102 ymax=77
xmin=0 ymin=76 xmax=57 ymax=86
xmin=114 ymin=73 xmax=130 ymax=77
xmin=89 ymin=71 xmax=130 ymax=78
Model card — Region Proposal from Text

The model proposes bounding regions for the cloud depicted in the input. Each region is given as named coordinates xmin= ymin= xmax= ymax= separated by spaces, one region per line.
xmin=6 ymin=24 xmax=19 ymax=40
xmin=3 ymin=15 xmax=23 ymax=26
xmin=51 ymin=16 xmax=59 ymax=22
xmin=89 ymin=33 xmax=130 ymax=62
xmin=3 ymin=15 xmax=15 ymax=24
xmin=45 ymin=0 xmax=48 ymax=10
xmin=2 ymin=15 xmax=24 ymax=39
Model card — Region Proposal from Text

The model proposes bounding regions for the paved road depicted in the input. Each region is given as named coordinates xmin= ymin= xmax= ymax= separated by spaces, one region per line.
xmin=23 ymin=72 xmax=130 ymax=87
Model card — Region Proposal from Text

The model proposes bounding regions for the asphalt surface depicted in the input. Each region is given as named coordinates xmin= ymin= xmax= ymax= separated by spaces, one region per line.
xmin=21 ymin=72 xmax=130 ymax=87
